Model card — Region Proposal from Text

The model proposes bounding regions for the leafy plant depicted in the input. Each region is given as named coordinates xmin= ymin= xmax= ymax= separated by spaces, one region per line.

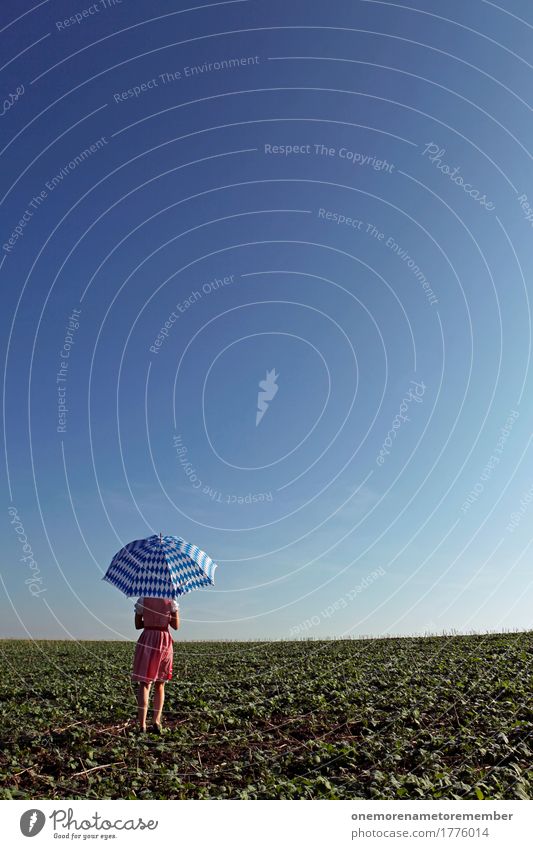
xmin=0 ymin=633 xmax=531 ymax=799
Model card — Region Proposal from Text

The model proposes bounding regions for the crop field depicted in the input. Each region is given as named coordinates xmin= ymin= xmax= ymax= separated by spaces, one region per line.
xmin=0 ymin=633 xmax=532 ymax=800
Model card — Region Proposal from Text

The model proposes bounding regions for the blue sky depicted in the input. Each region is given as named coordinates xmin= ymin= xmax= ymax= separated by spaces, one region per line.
xmin=2 ymin=0 xmax=533 ymax=640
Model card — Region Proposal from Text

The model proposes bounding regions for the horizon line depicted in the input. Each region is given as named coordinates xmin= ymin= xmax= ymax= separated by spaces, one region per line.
xmin=1 ymin=627 xmax=531 ymax=643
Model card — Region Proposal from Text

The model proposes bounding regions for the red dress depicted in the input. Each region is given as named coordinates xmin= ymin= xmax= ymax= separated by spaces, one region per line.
xmin=131 ymin=597 xmax=177 ymax=683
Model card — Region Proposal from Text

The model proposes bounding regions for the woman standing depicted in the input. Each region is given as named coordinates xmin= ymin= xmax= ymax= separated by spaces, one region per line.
xmin=131 ymin=596 xmax=179 ymax=733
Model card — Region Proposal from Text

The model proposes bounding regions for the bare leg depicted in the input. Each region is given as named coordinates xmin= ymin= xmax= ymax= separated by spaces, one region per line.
xmin=153 ymin=681 xmax=165 ymax=725
xmin=136 ymin=682 xmax=152 ymax=729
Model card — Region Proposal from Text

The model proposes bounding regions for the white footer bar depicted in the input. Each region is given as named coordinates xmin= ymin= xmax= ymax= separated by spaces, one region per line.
xmin=3 ymin=799 xmax=532 ymax=848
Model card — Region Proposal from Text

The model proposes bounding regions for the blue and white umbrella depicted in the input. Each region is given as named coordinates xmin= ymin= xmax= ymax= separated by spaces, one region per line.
xmin=102 ymin=533 xmax=218 ymax=599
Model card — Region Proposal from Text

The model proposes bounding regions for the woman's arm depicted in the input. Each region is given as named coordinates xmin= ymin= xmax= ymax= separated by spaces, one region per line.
xmin=169 ymin=608 xmax=180 ymax=630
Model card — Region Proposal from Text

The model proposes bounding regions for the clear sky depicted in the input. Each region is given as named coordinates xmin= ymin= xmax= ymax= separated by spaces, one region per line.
xmin=2 ymin=0 xmax=533 ymax=640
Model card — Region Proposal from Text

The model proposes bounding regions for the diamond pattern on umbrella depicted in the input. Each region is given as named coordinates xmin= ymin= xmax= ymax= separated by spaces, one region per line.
xmin=102 ymin=534 xmax=218 ymax=599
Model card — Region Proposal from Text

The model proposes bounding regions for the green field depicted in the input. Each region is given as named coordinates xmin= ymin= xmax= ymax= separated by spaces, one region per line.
xmin=1 ymin=633 xmax=532 ymax=800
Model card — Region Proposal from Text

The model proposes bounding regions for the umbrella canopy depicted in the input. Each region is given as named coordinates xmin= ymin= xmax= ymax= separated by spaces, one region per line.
xmin=102 ymin=534 xmax=218 ymax=599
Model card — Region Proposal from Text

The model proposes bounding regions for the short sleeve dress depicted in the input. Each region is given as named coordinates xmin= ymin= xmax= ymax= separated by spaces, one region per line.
xmin=131 ymin=596 xmax=179 ymax=683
